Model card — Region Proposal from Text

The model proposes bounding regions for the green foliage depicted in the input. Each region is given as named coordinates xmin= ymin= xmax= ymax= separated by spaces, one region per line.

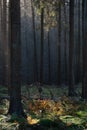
xmin=33 ymin=0 xmax=64 ymax=31
xmin=76 ymin=110 xmax=87 ymax=118
xmin=39 ymin=118 xmax=65 ymax=128
xmin=9 ymin=114 xmax=26 ymax=124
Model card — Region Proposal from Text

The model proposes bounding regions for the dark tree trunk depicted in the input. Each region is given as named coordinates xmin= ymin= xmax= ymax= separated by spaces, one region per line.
xmin=24 ymin=0 xmax=30 ymax=85
xmin=76 ymin=0 xmax=81 ymax=83
xmin=57 ymin=2 xmax=61 ymax=85
xmin=8 ymin=0 xmax=25 ymax=116
xmin=68 ymin=0 xmax=76 ymax=96
xmin=1 ymin=0 xmax=7 ymax=86
xmin=64 ymin=1 xmax=68 ymax=85
xmin=0 ymin=0 xmax=3 ymax=85
xmin=82 ymin=0 xmax=87 ymax=99
xmin=48 ymin=30 xmax=51 ymax=84
xmin=40 ymin=8 xmax=44 ymax=84
xmin=0 ymin=1 xmax=1 ymax=84
xmin=31 ymin=0 xmax=38 ymax=83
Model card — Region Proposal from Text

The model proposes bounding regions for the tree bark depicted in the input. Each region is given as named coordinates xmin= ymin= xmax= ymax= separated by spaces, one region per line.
xmin=31 ymin=0 xmax=38 ymax=83
xmin=57 ymin=2 xmax=61 ymax=86
xmin=40 ymin=8 xmax=44 ymax=84
xmin=68 ymin=0 xmax=75 ymax=96
xmin=0 ymin=0 xmax=7 ymax=86
xmin=82 ymin=0 xmax=87 ymax=99
xmin=8 ymin=0 xmax=25 ymax=116
xmin=76 ymin=0 xmax=81 ymax=83
xmin=48 ymin=30 xmax=51 ymax=84
xmin=64 ymin=1 xmax=68 ymax=85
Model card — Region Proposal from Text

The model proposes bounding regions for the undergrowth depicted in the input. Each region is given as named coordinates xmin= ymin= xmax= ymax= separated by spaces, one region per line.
xmin=0 ymin=84 xmax=87 ymax=130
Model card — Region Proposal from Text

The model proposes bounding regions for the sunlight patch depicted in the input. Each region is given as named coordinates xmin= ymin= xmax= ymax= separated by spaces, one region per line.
xmin=27 ymin=116 xmax=40 ymax=125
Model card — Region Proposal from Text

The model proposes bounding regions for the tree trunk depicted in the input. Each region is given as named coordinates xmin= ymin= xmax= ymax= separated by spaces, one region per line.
xmin=31 ymin=0 xmax=38 ymax=83
xmin=40 ymin=8 xmax=44 ymax=84
xmin=48 ymin=29 xmax=51 ymax=84
xmin=0 ymin=0 xmax=3 ymax=85
xmin=1 ymin=0 xmax=7 ymax=86
xmin=82 ymin=0 xmax=87 ymax=99
xmin=68 ymin=0 xmax=75 ymax=96
xmin=8 ymin=0 xmax=25 ymax=116
xmin=24 ymin=0 xmax=30 ymax=85
xmin=76 ymin=0 xmax=81 ymax=83
xmin=64 ymin=1 xmax=68 ymax=85
xmin=57 ymin=2 xmax=61 ymax=86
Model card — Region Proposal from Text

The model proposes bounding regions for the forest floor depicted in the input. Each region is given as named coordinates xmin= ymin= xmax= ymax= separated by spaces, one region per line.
xmin=0 ymin=84 xmax=87 ymax=130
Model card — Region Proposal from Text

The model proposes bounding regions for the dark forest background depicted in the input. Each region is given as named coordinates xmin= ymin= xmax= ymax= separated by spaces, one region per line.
xmin=0 ymin=0 xmax=83 ymax=85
